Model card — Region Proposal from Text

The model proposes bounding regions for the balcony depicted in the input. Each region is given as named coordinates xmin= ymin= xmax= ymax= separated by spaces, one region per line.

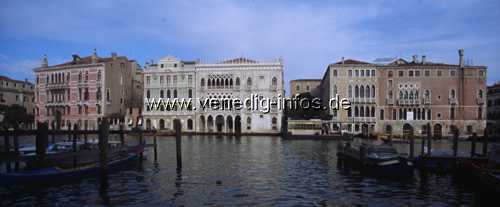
xmin=448 ymin=97 xmax=457 ymax=105
xmin=476 ymin=97 xmax=484 ymax=105
xmin=422 ymin=98 xmax=431 ymax=105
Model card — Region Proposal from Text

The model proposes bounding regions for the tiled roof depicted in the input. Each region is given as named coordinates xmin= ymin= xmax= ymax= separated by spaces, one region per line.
xmin=48 ymin=55 xmax=127 ymax=68
xmin=332 ymin=59 xmax=371 ymax=65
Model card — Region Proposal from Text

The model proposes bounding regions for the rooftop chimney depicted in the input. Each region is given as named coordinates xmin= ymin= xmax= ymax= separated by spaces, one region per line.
xmin=459 ymin=48 xmax=464 ymax=68
xmin=72 ymin=54 xmax=81 ymax=62
xmin=421 ymin=55 xmax=426 ymax=64
xmin=341 ymin=57 xmax=345 ymax=64
xmin=41 ymin=54 xmax=48 ymax=68
xmin=412 ymin=55 xmax=418 ymax=63
xmin=111 ymin=52 xmax=117 ymax=61
xmin=91 ymin=48 xmax=98 ymax=63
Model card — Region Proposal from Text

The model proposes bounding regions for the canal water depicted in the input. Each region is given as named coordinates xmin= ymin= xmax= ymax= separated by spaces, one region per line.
xmin=0 ymin=135 xmax=493 ymax=206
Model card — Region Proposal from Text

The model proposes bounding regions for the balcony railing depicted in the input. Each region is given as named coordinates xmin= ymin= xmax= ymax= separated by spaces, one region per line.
xmin=422 ymin=98 xmax=431 ymax=105
xmin=476 ymin=97 xmax=484 ymax=105
xmin=449 ymin=97 xmax=457 ymax=105
xmin=386 ymin=98 xmax=394 ymax=105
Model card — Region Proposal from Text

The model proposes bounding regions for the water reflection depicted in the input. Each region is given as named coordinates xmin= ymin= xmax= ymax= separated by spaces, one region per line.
xmin=0 ymin=135 xmax=492 ymax=206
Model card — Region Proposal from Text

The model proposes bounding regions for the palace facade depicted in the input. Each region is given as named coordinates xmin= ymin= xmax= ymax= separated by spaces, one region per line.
xmin=33 ymin=50 xmax=141 ymax=130
xmin=142 ymin=56 xmax=284 ymax=133
xmin=315 ymin=49 xmax=487 ymax=137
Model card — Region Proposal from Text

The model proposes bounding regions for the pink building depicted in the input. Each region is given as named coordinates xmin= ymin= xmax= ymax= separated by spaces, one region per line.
xmin=33 ymin=50 xmax=140 ymax=130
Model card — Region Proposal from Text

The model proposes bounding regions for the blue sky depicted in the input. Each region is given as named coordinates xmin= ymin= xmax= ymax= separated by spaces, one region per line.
xmin=1 ymin=0 xmax=499 ymax=90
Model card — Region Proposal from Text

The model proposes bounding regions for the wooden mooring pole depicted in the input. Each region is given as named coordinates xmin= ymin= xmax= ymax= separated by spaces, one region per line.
xmin=453 ymin=129 xmax=459 ymax=157
xmin=4 ymin=128 xmax=11 ymax=173
xmin=470 ymin=133 xmax=477 ymax=158
xmin=99 ymin=118 xmax=109 ymax=178
xmin=482 ymin=128 xmax=488 ymax=156
xmin=409 ymin=134 xmax=414 ymax=159
xmin=13 ymin=128 xmax=19 ymax=172
xmin=174 ymin=119 xmax=182 ymax=170
xmin=120 ymin=124 xmax=125 ymax=147
xmin=426 ymin=123 xmax=432 ymax=156
xmin=73 ymin=124 xmax=79 ymax=169
xmin=154 ymin=135 xmax=158 ymax=163
xmin=36 ymin=122 xmax=49 ymax=169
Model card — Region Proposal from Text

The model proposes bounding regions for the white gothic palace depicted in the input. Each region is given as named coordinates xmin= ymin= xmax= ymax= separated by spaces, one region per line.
xmin=142 ymin=56 xmax=284 ymax=133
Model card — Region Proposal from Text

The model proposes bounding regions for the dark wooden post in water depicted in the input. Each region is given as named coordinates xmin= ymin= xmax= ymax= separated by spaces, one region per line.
xmin=482 ymin=128 xmax=488 ymax=156
xmin=174 ymin=119 xmax=182 ymax=170
xmin=84 ymin=124 xmax=88 ymax=144
xmin=99 ymin=119 xmax=110 ymax=178
xmin=409 ymin=134 xmax=415 ymax=159
xmin=153 ymin=135 xmax=158 ymax=163
xmin=36 ymin=122 xmax=49 ymax=169
xmin=452 ymin=129 xmax=459 ymax=157
xmin=138 ymin=128 xmax=144 ymax=160
xmin=4 ymin=128 xmax=11 ymax=173
xmin=13 ymin=128 xmax=19 ymax=172
xmin=426 ymin=123 xmax=432 ymax=156
xmin=470 ymin=133 xmax=477 ymax=158
xmin=388 ymin=134 xmax=393 ymax=146
xmin=72 ymin=124 xmax=79 ymax=169
xmin=120 ymin=124 xmax=125 ymax=147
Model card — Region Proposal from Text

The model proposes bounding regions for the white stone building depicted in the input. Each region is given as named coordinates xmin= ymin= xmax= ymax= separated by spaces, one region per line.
xmin=142 ymin=56 xmax=284 ymax=134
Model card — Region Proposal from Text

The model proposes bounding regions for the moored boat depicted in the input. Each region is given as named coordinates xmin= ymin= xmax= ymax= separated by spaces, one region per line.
xmin=337 ymin=142 xmax=414 ymax=178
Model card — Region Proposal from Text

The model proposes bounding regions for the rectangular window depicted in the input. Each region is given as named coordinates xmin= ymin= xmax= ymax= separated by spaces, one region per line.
xmin=348 ymin=70 xmax=352 ymax=77
xmin=355 ymin=70 xmax=359 ymax=77
xmin=415 ymin=70 xmax=420 ymax=77
xmin=425 ymin=70 xmax=430 ymax=77
xmin=160 ymin=76 xmax=164 ymax=84
xmin=450 ymin=108 xmax=455 ymax=120
xmin=398 ymin=71 xmax=404 ymax=77
xmin=361 ymin=70 xmax=364 ymax=77
xmin=380 ymin=109 xmax=384 ymax=120
xmin=437 ymin=70 xmax=442 ymax=76
xmin=146 ymin=76 xmax=150 ymax=85
xmin=333 ymin=70 xmax=337 ymax=76
xmin=409 ymin=71 xmax=414 ymax=77
xmin=371 ymin=70 xmax=375 ymax=76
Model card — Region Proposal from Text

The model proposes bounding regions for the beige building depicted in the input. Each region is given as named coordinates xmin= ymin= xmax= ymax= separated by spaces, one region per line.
xmin=320 ymin=50 xmax=487 ymax=138
xmin=290 ymin=79 xmax=321 ymax=96
xmin=0 ymin=76 xmax=35 ymax=128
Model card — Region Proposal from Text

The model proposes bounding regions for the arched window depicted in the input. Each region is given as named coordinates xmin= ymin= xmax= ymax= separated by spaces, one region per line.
xmin=167 ymin=90 xmax=171 ymax=98
xmin=366 ymin=107 xmax=370 ymax=117
xmin=371 ymin=85 xmax=375 ymax=98
xmin=360 ymin=85 xmax=365 ymax=98
xmin=216 ymin=79 xmax=220 ymax=87
xmin=272 ymin=117 xmax=277 ymax=124
xmin=355 ymin=106 xmax=359 ymax=117
xmin=479 ymin=89 xmax=483 ymax=99
xmin=360 ymin=106 xmax=365 ymax=117
xmin=247 ymin=77 xmax=252 ymax=86
xmin=425 ymin=90 xmax=430 ymax=99
xmin=272 ymin=77 xmax=277 ymax=86
xmin=225 ymin=79 xmax=229 ymax=87
xmin=371 ymin=106 xmax=375 ymax=117
xmin=348 ymin=85 xmax=352 ymax=98
xmin=173 ymin=90 xmax=177 ymax=98
xmin=230 ymin=79 xmax=233 ymax=86
xmin=212 ymin=79 xmax=215 ymax=87
xmin=201 ymin=78 xmax=205 ymax=87
xmin=246 ymin=117 xmax=252 ymax=130
xmin=188 ymin=89 xmax=193 ymax=98
xmin=366 ymin=85 xmax=370 ymax=98
xmin=236 ymin=77 xmax=240 ymax=86
xmin=160 ymin=90 xmax=164 ymax=98
xmin=187 ymin=119 xmax=193 ymax=130
xmin=450 ymin=89 xmax=456 ymax=99
xmin=146 ymin=90 xmax=150 ymax=98
xmin=355 ymin=85 xmax=359 ymax=98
